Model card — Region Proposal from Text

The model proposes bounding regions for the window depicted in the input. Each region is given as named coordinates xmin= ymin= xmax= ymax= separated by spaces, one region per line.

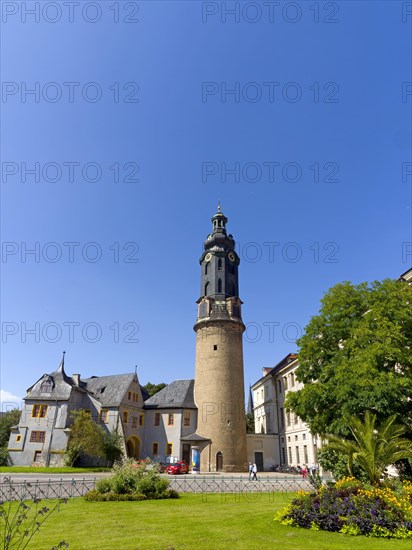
xmin=287 ymin=436 xmax=291 ymax=442
xmin=139 ymin=414 xmax=144 ymax=426
xmin=218 ymin=258 xmax=222 ymax=270
xmin=40 ymin=380 xmax=53 ymax=393
xmin=184 ymin=412 xmax=190 ymax=427
xmin=33 ymin=451 xmax=42 ymax=463
xmin=205 ymin=262 xmax=209 ymax=275
xmin=302 ymin=433 xmax=306 ymax=440
xmin=280 ymin=407 xmax=284 ymax=427
xmin=286 ymin=411 xmax=291 ymax=426
xmin=281 ymin=447 xmax=286 ymax=464
xmin=204 ymin=282 xmax=209 ymax=296
xmin=30 ymin=431 xmax=45 ymax=443
xmin=133 ymin=392 xmax=138 ymax=402
xmin=288 ymin=447 xmax=292 ymax=464
xmin=295 ymin=434 xmax=298 ymax=441
xmin=168 ymin=414 xmax=174 ymax=426
xmin=217 ymin=278 xmax=222 ymax=293
xmin=296 ymin=446 xmax=300 ymax=464
xmin=123 ymin=411 xmax=128 ymax=424
xmin=278 ymin=380 xmax=282 ymax=393
xmin=294 ymin=414 xmax=298 ymax=424
xmin=304 ymin=445 xmax=308 ymax=463
xmin=32 ymin=404 xmax=48 ymax=418
xmin=128 ymin=391 xmax=132 ymax=400
xmin=166 ymin=443 xmax=172 ymax=456
xmin=290 ymin=373 xmax=295 ymax=387
xmin=213 ymin=345 xmax=217 ymax=351
xmin=283 ymin=376 xmax=288 ymax=390
xmin=154 ymin=412 xmax=160 ymax=426
xmin=15 ymin=435 xmax=22 ymax=442
xmin=132 ymin=416 xmax=137 ymax=428
xmin=153 ymin=443 xmax=159 ymax=455
xmin=100 ymin=409 xmax=109 ymax=423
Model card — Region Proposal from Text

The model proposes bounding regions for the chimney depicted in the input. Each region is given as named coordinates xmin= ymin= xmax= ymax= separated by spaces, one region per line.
xmin=72 ymin=374 xmax=81 ymax=386
xmin=262 ymin=367 xmax=272 ymax=376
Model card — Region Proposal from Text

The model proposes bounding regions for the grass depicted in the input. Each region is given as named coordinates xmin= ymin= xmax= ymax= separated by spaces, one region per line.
xmin=14 ymin=493 xmax=412 ymax=550
xmin=0 ymin=466 xmax=110 ymax=474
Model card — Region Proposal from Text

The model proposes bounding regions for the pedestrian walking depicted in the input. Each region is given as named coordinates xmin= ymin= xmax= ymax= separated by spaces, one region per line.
xmin=301 ymin=465 xmax=307 ymax=479
xmin=248 ymin=462 xmax=253 ymax=480
xmin=252 ymin=463 xmax=258 ymax=481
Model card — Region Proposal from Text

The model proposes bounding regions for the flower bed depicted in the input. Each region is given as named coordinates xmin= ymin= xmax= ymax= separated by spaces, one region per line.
xmin=275 ymin=477 xmax=412 ymax=539
xmin=84 ymin=458 xmax=179 ymax=502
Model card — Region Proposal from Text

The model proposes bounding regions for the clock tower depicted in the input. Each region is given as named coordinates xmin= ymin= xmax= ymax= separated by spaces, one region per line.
xmin=193 ymin=205 xmax=247 ymax=472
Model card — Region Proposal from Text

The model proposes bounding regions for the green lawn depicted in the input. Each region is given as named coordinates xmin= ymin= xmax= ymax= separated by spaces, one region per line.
xmin=0 ymin=466 xmax=109 ymax=474
xmin=14 ymin=493 xmax=411 ymax=550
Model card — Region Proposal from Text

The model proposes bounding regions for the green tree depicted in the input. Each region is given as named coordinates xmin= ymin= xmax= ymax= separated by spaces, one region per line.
xmin=246 ymin=412 xmax=255 ymax=434
xmin=143 ymin=382 xmax=167 ymax=398
xmin=103 ymin=429 xmax=123 ymax=466
xmin=286 ymin=279 xmax=412 ymax=437
xmin=324 ymin=411 xmax=412 ymax=483
xmin=65 ymin=409 xmax=105 ymax=466
xmin=0 ymin=409 xmax=21 ymax=466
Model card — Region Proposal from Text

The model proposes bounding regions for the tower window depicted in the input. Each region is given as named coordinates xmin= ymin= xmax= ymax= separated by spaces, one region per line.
xmin=205 ymin=262 xmax=208 ymax=275
xmin=218 ymin=258 xmax=222 ymax=270
xmin=204 ymin=282 xmax=209 ymax=296
xmin=218 ymin=279 xmax=222 ymax=293
xmin=213 ymin=345 xmax=217 ymax=351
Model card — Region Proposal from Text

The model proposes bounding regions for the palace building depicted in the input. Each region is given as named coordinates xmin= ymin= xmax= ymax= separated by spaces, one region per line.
xmin=7 ymin=207 xmax=248 ymax=471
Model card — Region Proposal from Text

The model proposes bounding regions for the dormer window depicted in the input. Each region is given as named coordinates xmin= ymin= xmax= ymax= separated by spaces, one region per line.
xmin=40 ymin=379 xmax=53 ymax=393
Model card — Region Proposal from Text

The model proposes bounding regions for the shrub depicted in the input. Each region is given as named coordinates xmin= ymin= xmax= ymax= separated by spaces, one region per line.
xmin=84 ymin=458 xmax=179 ymax=502
xmin=95 ymin=478 xmax=112 ymax=494
xmin=275 ymin=478 xmax=412 ymax=539
xmin=84 ymin=490 xmax=148 ymax=502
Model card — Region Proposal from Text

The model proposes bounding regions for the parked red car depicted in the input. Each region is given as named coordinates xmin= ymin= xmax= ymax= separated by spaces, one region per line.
xmin=165 ymin=461 xmax=189 ymax=475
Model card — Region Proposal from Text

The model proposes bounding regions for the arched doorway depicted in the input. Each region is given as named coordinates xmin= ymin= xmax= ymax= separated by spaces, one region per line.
xmin=126 ymin=436 xmax=140 ymax=459
xmin=216 ymin=451 xmax=223 ymax=472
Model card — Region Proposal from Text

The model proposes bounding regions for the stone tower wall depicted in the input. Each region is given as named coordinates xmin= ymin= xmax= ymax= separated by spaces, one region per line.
xmin=194 ymin=320 xmax=247 ymax=472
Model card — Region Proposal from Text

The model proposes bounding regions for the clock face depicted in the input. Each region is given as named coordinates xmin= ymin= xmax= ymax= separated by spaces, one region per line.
xmin=228 ymin=251 xmax=236 ymax=262
xmin=205 ymin=253 xmax=212 ymax=262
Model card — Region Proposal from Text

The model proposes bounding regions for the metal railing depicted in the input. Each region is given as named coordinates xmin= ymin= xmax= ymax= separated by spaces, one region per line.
xmin=167 ymin=475 xmax=312 ymax=493
xmin=0 ymin=475 xmax=313 ymax=501
xmin=0 ymin=478 xmax=97 ymax=502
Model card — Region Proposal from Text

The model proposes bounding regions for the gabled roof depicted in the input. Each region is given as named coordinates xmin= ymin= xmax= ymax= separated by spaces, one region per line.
xmin=144 ymin=380 xmax=196 ymax=409
xmin=251 ymin=353 xmax=298 ymax=388
xmin=83 ymin=374 xmax=138 ymax=407
xmin=26 ymin=355 xmax=80 ymax=401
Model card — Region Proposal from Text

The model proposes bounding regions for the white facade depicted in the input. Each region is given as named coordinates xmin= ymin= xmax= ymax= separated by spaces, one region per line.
xmin=251 ymin=354 xmax=321 ymax=469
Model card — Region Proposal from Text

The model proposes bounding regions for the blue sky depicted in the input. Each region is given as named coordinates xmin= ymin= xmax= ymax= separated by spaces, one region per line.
xmin=1 ymin=1 xmax=411 ymax=409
